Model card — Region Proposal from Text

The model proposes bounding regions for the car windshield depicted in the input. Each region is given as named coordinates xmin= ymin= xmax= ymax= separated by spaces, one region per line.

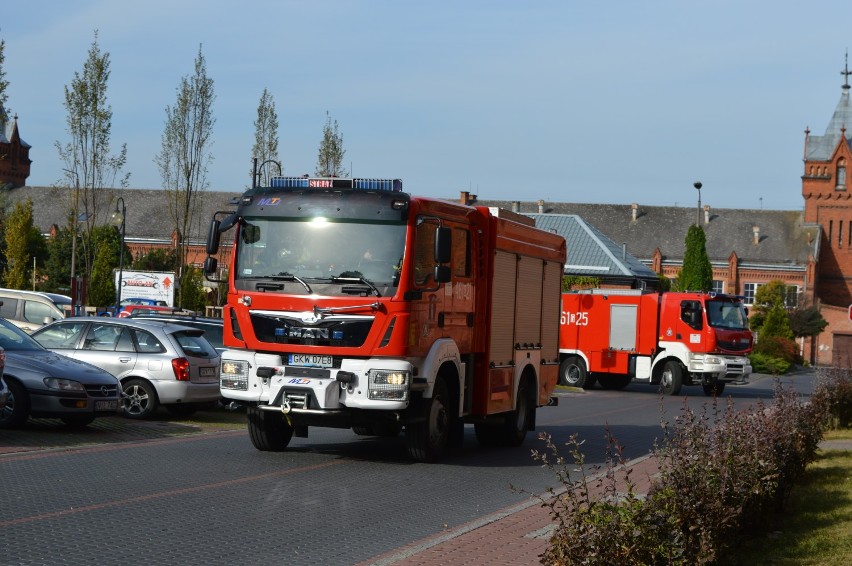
xmin=0 ymin=318 xmax=46 ymax=351
xmin=235 ymin=217 xmax=406 ymax=285
xmin=706 ymin=300 xmax=750 ymax=330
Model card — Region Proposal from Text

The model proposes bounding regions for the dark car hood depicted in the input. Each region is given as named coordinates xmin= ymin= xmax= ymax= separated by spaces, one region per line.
xmin=4 ymin=350 xmax=118 ymax=384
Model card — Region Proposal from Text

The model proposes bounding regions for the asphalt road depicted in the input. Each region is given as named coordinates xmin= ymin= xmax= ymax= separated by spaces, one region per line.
xmin=0 ymin=370 xmax=817 ymax=566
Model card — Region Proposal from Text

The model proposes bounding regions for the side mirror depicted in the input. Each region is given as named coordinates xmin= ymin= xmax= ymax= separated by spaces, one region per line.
xmin=435 ymin=226 xmax=451 ymax=264
xmin=206 ymin=219 xmax=221 ymax=255
xmin=203 ymin=256 xmax=218 ymax=276
xmin=434 ymin=265 xmax=451 ymax=284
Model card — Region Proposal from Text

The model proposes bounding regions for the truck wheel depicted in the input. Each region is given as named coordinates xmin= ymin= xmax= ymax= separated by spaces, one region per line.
xmin=502 ymin=378 xmax=535 ymax=447
xmin=247 ymin=406 xmax=293 ymax=451
xmin=406 ymin=378 xmax=451 ymax=462
xmin=596 ymin=375 xmax=631 ymax=390
xmin=0 ymin=380 xmax=30 ymax=428
xmin=703 ymin=383 xmax=726 ymax=397
xmin=121 ymin=379 xmax=159 ymax=419
xmin=660 ymin=361 xmax=683 ymax=396
xmin=559 ymin=357 xmax=589 ymax=388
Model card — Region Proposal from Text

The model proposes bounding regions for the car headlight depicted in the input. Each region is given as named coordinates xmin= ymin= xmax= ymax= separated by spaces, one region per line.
xmin=368 ymin=370 xmax=409 ymax=401
xmin=221 ymin=359 xmax=249 ymax=391
xmin=44 ymin=377 xmax=85 ymax=391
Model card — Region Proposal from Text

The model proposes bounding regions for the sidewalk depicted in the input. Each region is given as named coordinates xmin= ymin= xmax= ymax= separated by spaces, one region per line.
xmin=361 ymin=454 xmax=661 ymax=566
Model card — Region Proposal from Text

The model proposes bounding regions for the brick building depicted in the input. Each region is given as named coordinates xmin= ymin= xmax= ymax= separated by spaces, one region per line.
xmin=0 ymin=105 xmax=32 ymax=190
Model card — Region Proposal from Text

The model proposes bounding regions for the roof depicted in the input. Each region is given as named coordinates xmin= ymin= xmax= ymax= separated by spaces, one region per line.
xmin=806 ymin=87 xmax=852 ymax=161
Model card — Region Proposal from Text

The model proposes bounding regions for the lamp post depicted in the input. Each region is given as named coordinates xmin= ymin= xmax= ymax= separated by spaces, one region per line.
xmin=693 ymin=181 xmax=702 ymax=226
xmin=110 ymin=197 xmax=127 ymax=314
xmin=252 ymin=157 xmax=283 ymax=188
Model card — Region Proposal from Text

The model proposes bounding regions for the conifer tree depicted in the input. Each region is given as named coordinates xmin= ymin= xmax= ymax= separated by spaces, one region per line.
xmin=676 ymin=224 xmax=712 ymax=292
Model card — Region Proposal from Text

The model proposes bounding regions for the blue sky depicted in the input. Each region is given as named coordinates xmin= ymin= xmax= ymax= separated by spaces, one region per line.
xmin=2 ymin=1 xmax=851 ymax=211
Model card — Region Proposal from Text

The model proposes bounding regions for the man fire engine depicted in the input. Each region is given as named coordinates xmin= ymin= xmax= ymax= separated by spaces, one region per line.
xmin=203 ymin=177 xmax=566 ymax=462
xmin=558 ymin=289 xmax=753 ymax=396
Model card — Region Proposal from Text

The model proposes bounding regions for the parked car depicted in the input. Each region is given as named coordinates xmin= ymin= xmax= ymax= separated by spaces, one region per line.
xmin=0 ymin=346 xmax=7 ymax=411
xmin=117 ymin=304 xmax=188 ymax=318
xmin=0 ymin=288 xmax=68 ymax=333
xmin=120 ymin=298 xmax=168 ymax=307
xmin=0 ymin=318 xmax=120 ymax=428
xmin=31 ymin=317 xmax=221 ymax=419
xmin=127 ymin=311 xmax=224 ymax=352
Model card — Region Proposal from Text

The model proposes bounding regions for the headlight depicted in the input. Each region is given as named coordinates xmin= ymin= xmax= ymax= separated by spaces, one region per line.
xmin=705 ymin=357 xmax=722 ymax=365
xmin=369 ymin=369 xmax=409 ymax=401
xmin=44 ymin=377 xmax=85 ymax=391
xmin=221 ymin=359 xmax=249 ymax=391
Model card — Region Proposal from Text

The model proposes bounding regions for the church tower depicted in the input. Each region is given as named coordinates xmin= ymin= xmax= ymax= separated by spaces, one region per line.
xmin=0 ymin=105 xmax=32 ymax=189
xmin=802 ymin=55 xmax=852 ymax=307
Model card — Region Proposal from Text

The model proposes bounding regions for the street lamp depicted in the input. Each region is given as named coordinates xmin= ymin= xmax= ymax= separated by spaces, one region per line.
xmin=252 ymin=158 xmax=283 ymax=188
xmin=110 ymin=197 xmax=126 ymax=314
xmin=693 ymin=181 xmax=702 ymax=226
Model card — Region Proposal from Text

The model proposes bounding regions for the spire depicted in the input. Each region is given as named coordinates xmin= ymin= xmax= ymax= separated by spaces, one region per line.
xmin=843 ymin=50 xmax=851 ymax=92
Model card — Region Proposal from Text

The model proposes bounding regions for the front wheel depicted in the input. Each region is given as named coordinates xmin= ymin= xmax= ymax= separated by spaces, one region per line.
xmin=247 ymin=407 xmax=293 ymax=451
xmin=121 ymin=379 xmax=158 ymax=419
xmin=406 ymin=379 xmax=452 ymax=462
xmin=659 ymin=361 xmax=684 ymax=396
xmin=0 ymin=380 xmax=30 ymax=428
xmin=559 ymin=357 xmax=590 ymax=388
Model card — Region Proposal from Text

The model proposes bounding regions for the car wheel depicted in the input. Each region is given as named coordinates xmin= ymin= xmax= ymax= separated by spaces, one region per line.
xmin=0 ymin=379 xmax=30 ymax=428
xmin=61 ymin=415 xmax=96 ymax=427
xmin=121 ymin=378 xmax=159 ymax=419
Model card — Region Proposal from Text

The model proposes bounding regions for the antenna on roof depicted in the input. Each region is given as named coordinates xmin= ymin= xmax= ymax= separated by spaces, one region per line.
xmin=843 ymin=50 xmax=851 ymax=91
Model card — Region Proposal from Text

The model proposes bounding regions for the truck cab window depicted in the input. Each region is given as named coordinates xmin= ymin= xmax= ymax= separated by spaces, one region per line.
xmin=414 ymin=221 xmax=438 ymax=285
xmin=680 ymin=301 xmax=703 ymax=330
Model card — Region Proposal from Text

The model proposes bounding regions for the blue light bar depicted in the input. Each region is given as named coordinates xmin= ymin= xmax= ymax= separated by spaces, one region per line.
xmin=270 ymin=177 xmax=402 ymax=191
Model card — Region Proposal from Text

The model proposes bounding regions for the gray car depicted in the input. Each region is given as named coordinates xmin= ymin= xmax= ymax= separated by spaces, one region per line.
xmin=0 ymin=318 xmax=120 ymax=428
xmin=32 ymin=317 xmax=221 ymax=419
xmin=0 ymin=346 xmax=8 ymax=410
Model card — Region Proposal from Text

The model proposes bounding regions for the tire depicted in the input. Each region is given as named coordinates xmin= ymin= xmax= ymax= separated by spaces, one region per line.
xmin=659 ymin=361 xmax=684 ymax=396
xmin=597 ymin=375 xmax=631 ymax=390
xmin=352 ymin=425 xmax=373 ymax=436
xmin=559 ymin=357 xmax=589 ymax=388
xmin=0 ymin=379 xmax=30 ymax=428
xmin=703 ymin=383 xmax=726 ymax=397
xmin=121 ymin=379 xmax=159 ymax=419
xmin=502 ymin=378 xmax=535 ymax=447
xmin=406 ymin=378 xmax=452 ymax=462
xmin=247 ymin=406 xmax=293 ymax=451
xmin=165 ymin=403 xmax=198 ymax=418
xmin=61 ymin=415 xmax=96 ymax=427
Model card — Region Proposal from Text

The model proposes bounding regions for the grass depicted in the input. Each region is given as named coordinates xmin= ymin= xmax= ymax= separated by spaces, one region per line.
xmin=720 ymin=429 xmax=852 ymax=565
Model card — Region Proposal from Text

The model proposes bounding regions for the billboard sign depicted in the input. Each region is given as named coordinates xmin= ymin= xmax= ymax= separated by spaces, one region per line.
xmin=115 ymin=271 xmax=175 ymax=307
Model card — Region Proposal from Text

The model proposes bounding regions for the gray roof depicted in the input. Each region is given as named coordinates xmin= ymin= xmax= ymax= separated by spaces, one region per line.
xmin=806 ymin=87 xmax=852 ymax=161
xmin=0 ymin=107 xmax=30 ymax=148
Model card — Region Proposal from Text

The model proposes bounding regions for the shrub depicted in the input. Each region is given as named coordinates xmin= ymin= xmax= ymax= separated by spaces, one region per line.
xmin=752 ymin=335 xmax=800 ymax=364
xmin=749 ymin=352 xmax=790 ymax=375
xmin=812 ymin=367 xmax=852 ymax=429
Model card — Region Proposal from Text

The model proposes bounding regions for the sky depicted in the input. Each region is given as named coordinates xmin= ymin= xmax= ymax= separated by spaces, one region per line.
xmin=2 ymin=0 xmax=852 ymax=211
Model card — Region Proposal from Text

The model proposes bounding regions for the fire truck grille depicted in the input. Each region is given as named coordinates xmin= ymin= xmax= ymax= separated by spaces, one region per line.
xmin=251 ymin=314 xmax=373 ymax=347
xmin=717 ymin=340 xmax=750 ymax=352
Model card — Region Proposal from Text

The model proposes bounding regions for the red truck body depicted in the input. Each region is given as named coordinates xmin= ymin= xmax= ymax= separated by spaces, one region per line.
xmin=558 ymin=289 xmax=753 ymax=396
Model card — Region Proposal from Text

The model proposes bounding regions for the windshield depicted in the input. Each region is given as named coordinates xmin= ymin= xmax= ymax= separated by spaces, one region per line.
xmin=706 ymin=300 xmax=749 ymax=330
xmin=235 ymin=217 xmax=406 ymax=285
xmin=0 ymin=318 xmax=45 ymax=351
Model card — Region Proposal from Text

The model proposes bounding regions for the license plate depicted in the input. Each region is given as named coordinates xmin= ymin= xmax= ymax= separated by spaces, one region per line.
xmin=95 ymin=400 xmax=118 ymax=411
xmin=289 ymin=354 xmax=333 ymax=367
xmin=200 ymin=367 xmax=216 ymax=377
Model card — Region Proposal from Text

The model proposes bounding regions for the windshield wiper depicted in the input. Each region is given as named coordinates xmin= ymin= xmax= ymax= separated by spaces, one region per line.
xmin=330 ymin=276 xmax=381 ymax=297
xmin=261 ymin=273 xmax=313 ymax=294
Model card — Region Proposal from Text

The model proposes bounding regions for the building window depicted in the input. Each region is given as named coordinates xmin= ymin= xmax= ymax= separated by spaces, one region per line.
xmin=838 ymin=159 xmax=847 ymax=190
xmin=711 ymin=280 xmax=725 ymax=294
xmin=784 ymin=285 xmax=800 ymax=308
xmin=743 ymin=283 xmax=760 ymax=305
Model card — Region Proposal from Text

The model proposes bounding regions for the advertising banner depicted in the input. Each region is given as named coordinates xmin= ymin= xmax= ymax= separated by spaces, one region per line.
xmin=115 ymin=271 xmax=176 ymax=306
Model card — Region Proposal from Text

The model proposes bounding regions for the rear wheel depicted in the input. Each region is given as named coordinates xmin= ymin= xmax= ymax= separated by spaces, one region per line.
xmin=247 ymin=406 xmax=293 ymax=451
xmin=597 ymin=375 xmax=631 ymax=390
xmin=659 ymin=361 xmax=684 ymax=396
xmin=559 ymin=357 xmax=589 ymax=388
xmin=406 ymin=378 xmax=452 ymax=462
xmin=502 ymin=378 xmax=535 ymax=447
xmin=121 ymin=379 xmax=158 ymax=419
xmin=0 ymin=380 xmax=30 ymax=428
xmin=703 ymin=382 xmax=726 ymax=397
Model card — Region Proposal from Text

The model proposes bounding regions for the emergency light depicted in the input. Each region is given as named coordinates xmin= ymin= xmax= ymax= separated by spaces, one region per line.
xmin=270 ymin=177 xmax=402 ymax=192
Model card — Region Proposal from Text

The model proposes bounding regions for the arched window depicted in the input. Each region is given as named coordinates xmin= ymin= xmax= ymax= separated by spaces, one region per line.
xmin=837 ymin=158 xmax=847 ymax=190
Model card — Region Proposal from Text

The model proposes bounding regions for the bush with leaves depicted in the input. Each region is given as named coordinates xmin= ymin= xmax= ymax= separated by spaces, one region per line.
xmin=752 ymin=335 xmax=799 ymax=364
xmin=812 ymin=367 xmax=852 ymax=429
xmin=748 ymin=352 xmax=791 ymax=375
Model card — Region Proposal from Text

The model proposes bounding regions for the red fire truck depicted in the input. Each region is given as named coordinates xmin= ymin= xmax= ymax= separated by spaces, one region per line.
xmin=203 ymin=177 xmax=566 ymax=462
xmin=558 ymin=289 xmax=753 ymax=396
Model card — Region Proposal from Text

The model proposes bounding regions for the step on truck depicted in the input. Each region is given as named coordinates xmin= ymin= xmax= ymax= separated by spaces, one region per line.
xmin=203 ymin=177 xmax=566 ymax=462
xmin=558 ymin=289 xmax=754 ymax=396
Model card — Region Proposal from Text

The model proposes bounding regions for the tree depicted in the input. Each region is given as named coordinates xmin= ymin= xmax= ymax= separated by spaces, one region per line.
xmin=179 ymin=266 xmax=208 ymax=313
xmin=87 ymin=225 xmax=124 ymax=307
xmin=251 ymin=88 xmax=280 ymax=186
xmin=42 ymin=225 xmax=75 ymax=293
xmin=2 ymin=197 xmax=45 ymax=289
xmin=676 ymin=224 xmax=712 ymax=292
xmin=131 ymin=248 xmax=177 ymax=272
xmin=315 ymin=111 xmax=347 ymax=177
xmin=789 ymin=305 xmax=828 ymax=365
xmin=155 ymin=44 xmax=215 ymax=306
xmin=749 ymin=280 xmax=789 ymax=332
xmin=0 ymin=30 xmax=9 ymax=122
xmin=55 ymin=30 xmax=129 ymax=298
xmin=760 ymin=301 xmax=794 ymax=340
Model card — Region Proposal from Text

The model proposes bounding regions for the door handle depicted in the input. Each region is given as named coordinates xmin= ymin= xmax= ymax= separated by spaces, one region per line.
xmin=119 ymin=357 xmax=132 ymax=363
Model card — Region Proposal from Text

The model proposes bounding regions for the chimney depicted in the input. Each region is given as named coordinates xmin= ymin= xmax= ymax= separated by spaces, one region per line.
xmin=631 ymin=203 xmax=638 ymax=222
xmin=460 ymin=191 xmax=469 ymax=204
xmin=512 ymin=201 xmax=520 ymax=213
xmin=704 ymin=205 xmax=711 ymax=225
xmin=538 ymin=199 xmax=545 ymax=213
xmin=753 ymin=226 xmax=760 ymax=245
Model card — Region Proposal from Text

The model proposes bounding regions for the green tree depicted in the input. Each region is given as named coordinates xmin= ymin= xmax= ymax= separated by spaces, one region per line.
xmin=315 ymin=111 xmax=347 ymax=177
xmin=0 ymin=30 xmax=9 ymax=122
xmin=251 ymin=88 xmax=280 ymax=186
xmin=3 ymin=197 xmax=45 ymax=289
xmin=789 ymin=305 xmax=828 ymax=365
xmin=749 ymin=280 xmax=788 ymax=332
xmin=55 ymin=30 xmax=129 ymax=299
xmin=760 ymin=301 xmax=794 ymax=340
xmin=87 ymin=225 xmax=123 ymax=307
xmin=131 ymin=248 xmax=177 ymax=272
xmin=155 ymin=44 xmax=215 ymax=306
xmin=178 ymin=265 xmax=207 ymax=312
xmin=676 ymin=224 xmax=712 ymax=292
xmin=42 ymin=225 xmax=75 ymax=294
